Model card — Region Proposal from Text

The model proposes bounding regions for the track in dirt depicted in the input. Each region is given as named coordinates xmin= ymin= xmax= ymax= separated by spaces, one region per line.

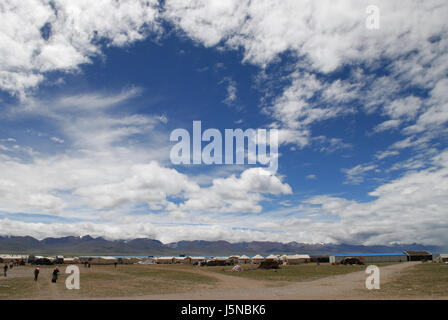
xmin=118 ymin=262 xmax=420 ymax=300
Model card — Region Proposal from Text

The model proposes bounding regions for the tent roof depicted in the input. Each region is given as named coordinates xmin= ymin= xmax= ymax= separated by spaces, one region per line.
xmin=333 ymin=253 xmax=406 ymax=257
xmin=252 ymin=255 xmax=264 ymax=259
xmin=239 ymin=255 xmax=250 ymax=259
xmin=404 ymin=251 xmax=432 ymax=256
xmin=285 ymin=254 xmax=310 ymax=259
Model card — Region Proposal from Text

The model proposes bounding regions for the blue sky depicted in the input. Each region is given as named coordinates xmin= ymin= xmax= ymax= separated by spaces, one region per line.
xmin=0 ymin=1 xmax=447 ymax=247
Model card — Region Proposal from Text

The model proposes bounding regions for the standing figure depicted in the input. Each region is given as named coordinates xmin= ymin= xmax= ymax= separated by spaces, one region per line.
xmin=51 ymin=266 xmax=59 ymax=283
xmin=3 ymin=264 xmax=8 ymax=277
xmin=34 ymin=266 xmax=40 ymax=281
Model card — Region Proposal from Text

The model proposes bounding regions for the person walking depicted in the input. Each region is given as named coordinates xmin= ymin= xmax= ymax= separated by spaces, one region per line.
xmin=114 ymin=261 xmax=117 ymax=268
xmin=3 ymin=264 xmax=8 ymax=277
xmin=34 ymin=266 xmax=40 ymax=281
xmin=51 ymin=266 xmax=59 ymax=283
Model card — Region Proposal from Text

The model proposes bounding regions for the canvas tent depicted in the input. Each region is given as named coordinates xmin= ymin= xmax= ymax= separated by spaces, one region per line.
xmin=436 ymin=254 xmax=448 ymax=263
xmin=156 ymin=256 xmax=175 ymax=264
xmin=282 ymin=254 xmax=310 ymax=265
xmin=251 ymin=255 xmax=265 ymax=264
xmin=33 ymin=256 xmax=54 ymax=265
xmin=63 ymin=257 xmax=80 ymax=264
xmin=0 ymin=255 xmax=28 ymax=263
xmin=139 ymin=257 xmax=156 ymax=264
xmin=238 ymin=255 xmax=251 ymax=264
xmin=174 ymin=256 xmax=192 ymax=264
xmin=232 ymin=265 xmax=242 ymax=272
xmin=206 ymin=257 xmax=230 ymax=266
xmin=228 ymin=255 xmax=239 ymax=264
xmin=89 ymin=256 xmax=117 ymax=265
xmin=190 ymin=257 xmax=206 ymax=264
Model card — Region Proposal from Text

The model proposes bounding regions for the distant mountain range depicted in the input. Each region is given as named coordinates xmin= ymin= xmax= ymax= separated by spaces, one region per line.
xmin=0 ymin=235 xmax=441 ymax=256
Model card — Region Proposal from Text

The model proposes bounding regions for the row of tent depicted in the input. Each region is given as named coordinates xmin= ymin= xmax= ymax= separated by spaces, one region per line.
xmin=2 ymin=251 xmax=445 ymax=265
xmin=12 ymin=254 xmax=313 ymax=265
xmin=0 ymin=255 xmax=143 ymax=265
xmin=144 ymin=254 xmax=312 ymax=265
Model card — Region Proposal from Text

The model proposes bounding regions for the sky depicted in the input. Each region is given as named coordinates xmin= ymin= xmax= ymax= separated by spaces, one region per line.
xmin=0 ymin=0 xmax=447 ymax=247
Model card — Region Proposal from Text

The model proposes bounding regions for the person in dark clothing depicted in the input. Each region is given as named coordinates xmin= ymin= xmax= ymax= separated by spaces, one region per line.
xmin=9 ymin=262 xmax=13 ymax=270
xmin=51 ymin=266 xmax=59 ymax=283
xmin=34 ymin=266 xmax=40 ymax=281
xmin=3 ymin=264 xmax=8 ymax=277
xmin=114 ymin=262 xmax=117 ymax=268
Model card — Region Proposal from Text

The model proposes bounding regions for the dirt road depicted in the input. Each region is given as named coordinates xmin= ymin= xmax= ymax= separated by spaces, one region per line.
xmin=128 ymin=262 xmax=419 ymax=300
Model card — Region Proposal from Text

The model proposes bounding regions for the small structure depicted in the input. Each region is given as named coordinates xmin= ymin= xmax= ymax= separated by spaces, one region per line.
xmin=117 ymin=257 xmax=142 ymax=264
xmin=238 ymin=255 xmax=251 ymax=264
xmin=89 ymin=256 xmax=117 ymax=265
xmin=33 ymin=256 xmax=54 ymax=265
xmin=190 ymin=257 xmax=206 ymax=264
xmin=54 ymin=256 xmax=64 ymax=264
xmin=282 ymin=254 xmax=310 ymax=265
xmin=251 ymin=254 xmax=265 ymax=264
xmin=206 ymin=257 xmax=230 ymax=266
xmin=228 ymin=255 xmax=240 ymax=264
xmin=329 ymin=253 xmax=407 ymax=264
xmin=63 ymin=257 xmax=80 ymax=264
xmin=232 ymin=265 xmax=242 ymax=272
xmin=0 ymin=254 xmax=28 ymax=263
xmin=156 ymin=256 xmax=175 ymax=264
xmin=174 ymin=256 xmax=192 ymax=264
xmin=258 ymin=259 xmax=281 ymax=269
xmin=404 ymin=251 xmax=433 ymax=261
xmin=310 ymin=255 xmax=330 ymax=263
xmin=265 ymin=254 xmax=280 ymax=261
xmin=139 ymin=257 xmax=156 ymax=264
xmin=436 ymin=254 xmax=448 ymax=263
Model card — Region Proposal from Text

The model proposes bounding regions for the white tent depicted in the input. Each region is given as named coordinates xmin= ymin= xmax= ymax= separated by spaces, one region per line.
xmin=232 ymin=265 xmax=243 ymax=272
xmin=174 ymin=256 xmax=192 ymax=263
xmin=251 ymin=254 xmax=265 ymax=264
xmin=139 ymin=258 xmax=156 ymax=264
xmin=238 ymin=255 xmax=251 ymax=264
xmin=156 ymin=256 xmax=175 ymax=264
xmin=282 ymin=254 xmax=310 ymax=265
xmin=63 ymin=257 xmax=80 ymax=264
xmin=89 ymin=256 xmax=117 ymax=265
xmin=190 ymin=257 xmax=206 ymax=263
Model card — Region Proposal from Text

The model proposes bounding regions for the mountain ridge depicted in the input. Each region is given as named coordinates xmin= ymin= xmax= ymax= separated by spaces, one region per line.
xmin=0 ymin=235 xmax=441 ymax=256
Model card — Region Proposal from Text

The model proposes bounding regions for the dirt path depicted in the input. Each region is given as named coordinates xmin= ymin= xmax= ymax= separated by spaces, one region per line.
xmin=124 ymin=262 xmax=419 ymax=300
xmin=149 ymin=264 xmax=285 ymax=289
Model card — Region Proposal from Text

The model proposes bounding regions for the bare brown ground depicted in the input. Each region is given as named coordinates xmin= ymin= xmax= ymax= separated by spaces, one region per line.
xmin=2 ymin=262 xmax=445 ymax=300
xmin=118 ymin=262 xmax=426 ymax=300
